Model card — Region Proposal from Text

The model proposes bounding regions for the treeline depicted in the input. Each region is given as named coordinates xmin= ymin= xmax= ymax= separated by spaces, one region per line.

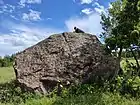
xmin=0 ymin=54 xmax=15 ymax=67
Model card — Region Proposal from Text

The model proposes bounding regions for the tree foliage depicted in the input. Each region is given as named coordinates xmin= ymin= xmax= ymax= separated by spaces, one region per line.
xmin=0 ymin=54 xmax=15 ymax=67
xmin=100 ymin=0 xmax=140 ymax=96
xmin=101 ymin=0 xmax=140 ymax=59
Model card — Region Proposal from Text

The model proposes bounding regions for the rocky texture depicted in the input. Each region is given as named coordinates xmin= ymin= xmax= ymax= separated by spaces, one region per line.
xmin=14 ymin=32 xmax=119 ymax=94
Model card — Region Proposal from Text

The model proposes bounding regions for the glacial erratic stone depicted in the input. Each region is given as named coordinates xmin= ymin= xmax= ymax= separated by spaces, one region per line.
xmin=13 ymin=32 xmax=119 ymax=94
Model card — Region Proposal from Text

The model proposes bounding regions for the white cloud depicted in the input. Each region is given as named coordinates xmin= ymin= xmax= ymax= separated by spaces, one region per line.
xmin=0 ymin=4 xmax=15 ymax=14
xmin=80 ymin=0 xmax=93 ymax=4
xmin=65 ymin=13 xmax=102 ymax=35
xmin=46 ymin=18 xmax=52 ymax=20
xmin=19 ymin=0 xmax=42 ymax=7
xmin=0 ymin=22 xmax=63 ymax=56
xmin=10 ymin=15 xmax=19 ymax=20
xmin=92 ymin=2 xmax=105 ymax=14
xmin=22 ymin=9 xmax=41 ymax=21
xmin=81 ymin=8 xmax=93 ymax=15
xmin=109 ymin=3 xmax=113 ymax=9
xmin=26 ymin=0 xmax=41 ymax=4
xmin=65 ymin=1 xmax=107 ymax=43
xmin=94 ymin=8 xmax=104 ymax=14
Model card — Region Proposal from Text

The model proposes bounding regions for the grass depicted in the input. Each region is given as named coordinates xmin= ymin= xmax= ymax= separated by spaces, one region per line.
xmin=0 ymin=67 xmax=15 ymax=83
xmin=16 ymin=92 xmax=140 ymax=105
xmin=0 ymin=59 xmax=140 ymax=105
xmin=54 ymin=93 xmax=140 ymax=105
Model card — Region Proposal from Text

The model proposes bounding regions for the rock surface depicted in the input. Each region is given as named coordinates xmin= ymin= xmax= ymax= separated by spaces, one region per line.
xmin=14 ymin=32 xmax=119 ymax=94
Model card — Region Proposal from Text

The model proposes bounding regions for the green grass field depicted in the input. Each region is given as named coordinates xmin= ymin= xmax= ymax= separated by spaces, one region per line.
xmin=0 ymin=59 xmax=140 ymax=105
xmin=0 ymin=67 xmax=15 ymax=83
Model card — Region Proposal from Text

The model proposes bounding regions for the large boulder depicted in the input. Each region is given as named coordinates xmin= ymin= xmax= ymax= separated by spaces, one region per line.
xmin=14 ymin=32 xmax=119 ymax=94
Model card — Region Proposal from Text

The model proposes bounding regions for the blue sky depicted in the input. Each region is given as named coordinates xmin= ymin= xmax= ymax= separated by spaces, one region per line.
xmin=0 ymin=0 xmax=115 ymax=56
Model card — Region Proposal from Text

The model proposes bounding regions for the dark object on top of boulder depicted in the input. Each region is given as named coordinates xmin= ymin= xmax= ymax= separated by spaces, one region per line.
xmin=74 ymin=27 xmax=85 ymax=33
xmin=13 ymin=32 xmax=119 ymax=94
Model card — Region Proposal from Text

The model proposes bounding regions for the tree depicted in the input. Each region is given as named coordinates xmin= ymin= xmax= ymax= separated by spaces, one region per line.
xmin=0 ymin=55 xmax=15 ymax=67
xmin=100 ymin=0 xmax=140 ymax=95
xmin=101 ymin=0 xmax=140 ymax=63
xmin=100 ymin=0 xmax=125 ymax=60
xmin=100 ymin=0 xmax=140 ymax=86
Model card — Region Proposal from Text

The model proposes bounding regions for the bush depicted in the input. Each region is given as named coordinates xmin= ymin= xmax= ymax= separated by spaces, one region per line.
xmin=0 ymin=80 xmax=42 ymax=105
xmin=103 ymin=59 xmax=140 ymax=97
